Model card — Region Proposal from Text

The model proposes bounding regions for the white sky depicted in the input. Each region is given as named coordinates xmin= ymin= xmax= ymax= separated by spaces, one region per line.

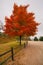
xmin=0 ymin=0 xmax=43 ymax=37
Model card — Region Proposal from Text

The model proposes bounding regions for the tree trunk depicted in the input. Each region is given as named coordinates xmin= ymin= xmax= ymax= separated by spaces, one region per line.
xmin=20 ymin=36 xmax=21 ymax=45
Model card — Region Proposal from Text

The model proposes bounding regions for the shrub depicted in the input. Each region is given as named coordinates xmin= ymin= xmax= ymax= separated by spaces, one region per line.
xmin=39 ymin=36 xmax=43 ymax=41
xmin=34 ymin=37 xmax=38 ymax=41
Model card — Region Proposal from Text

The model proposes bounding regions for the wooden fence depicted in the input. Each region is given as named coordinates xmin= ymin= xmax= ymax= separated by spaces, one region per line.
xmin=0 ymin=43 xmax=26 ymax=65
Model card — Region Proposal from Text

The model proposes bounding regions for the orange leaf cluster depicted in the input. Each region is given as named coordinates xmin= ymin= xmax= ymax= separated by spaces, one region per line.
xmin=4 ymin=3 xmax=39 ymax=37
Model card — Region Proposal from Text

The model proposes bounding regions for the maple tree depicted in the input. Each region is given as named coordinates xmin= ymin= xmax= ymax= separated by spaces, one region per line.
xmin=4 ymin=3 xmax=39 ymax=45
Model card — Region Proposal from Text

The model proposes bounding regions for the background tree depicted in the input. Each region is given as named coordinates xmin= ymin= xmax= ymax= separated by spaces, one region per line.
xmin=28 ymin=37 xmax=31 ymax=41
xmin=0 ymin=32 xmax=2 ymax=37
xmin=39 ymin=36 xmax=43 ymax=41
xmin=34 ymin=37 xmax=38 ymax=41
xmin=4 ymin=3 xmax=39 ymax=45
xmin=0 ymin=20 xmax=3 ymax=32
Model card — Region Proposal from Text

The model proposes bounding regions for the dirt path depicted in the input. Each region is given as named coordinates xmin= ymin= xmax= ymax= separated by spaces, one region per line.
xmin=8 ymin=41 xmax=43 ymax=65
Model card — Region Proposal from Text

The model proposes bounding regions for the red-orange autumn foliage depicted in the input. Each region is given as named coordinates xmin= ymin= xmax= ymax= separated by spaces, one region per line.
xmin=4 ymin=3 xmax=39 ymax=37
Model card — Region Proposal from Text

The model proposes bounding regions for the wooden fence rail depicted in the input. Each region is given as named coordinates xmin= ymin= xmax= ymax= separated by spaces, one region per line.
xmin=0 ymin=50 xmax=11 ymax=57
xmin=0 ymin=43 xmax=26 ymax=65
xmin=0 ymin=48 xmax=13 ymax=65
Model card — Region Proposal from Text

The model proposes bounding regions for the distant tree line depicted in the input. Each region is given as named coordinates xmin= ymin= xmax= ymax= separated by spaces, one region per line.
xmin=0 ymin=32 xmax=43 ymax=41
xmin=34 ymin=36 xmax=43 ymax=41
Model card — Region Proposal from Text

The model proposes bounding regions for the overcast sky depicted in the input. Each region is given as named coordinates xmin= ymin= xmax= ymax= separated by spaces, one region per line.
xmin=0 ymin=0 xmax=43 ymax=37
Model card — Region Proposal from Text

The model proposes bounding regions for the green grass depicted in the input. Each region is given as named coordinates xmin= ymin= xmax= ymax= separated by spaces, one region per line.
xmin=0 ymin=36 xmax=16 ymax=44
xmin=0 ymin=38 xmax=25 ymax=65
xmin=0 ymin=40 xmax=25 ymax=53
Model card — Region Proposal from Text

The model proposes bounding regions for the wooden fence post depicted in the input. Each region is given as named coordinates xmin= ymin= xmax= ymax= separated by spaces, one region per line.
xmin=24 ymin=43 xmax=26 ymax=48
xmin=11 ymin=47 xmax=14 ymax=61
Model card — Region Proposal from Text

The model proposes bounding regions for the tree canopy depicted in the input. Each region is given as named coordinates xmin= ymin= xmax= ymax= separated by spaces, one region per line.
xmin=4 ymin=3 xmax=39 ymax=37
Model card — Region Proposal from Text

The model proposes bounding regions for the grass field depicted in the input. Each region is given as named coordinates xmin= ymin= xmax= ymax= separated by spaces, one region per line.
xmin=0 ymin=36 xmax=16 ymax=44
xmin=0 ymin=36 xmax=25 ymax=54
xmin=0 ymin=37 xmax=25 ymax=65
